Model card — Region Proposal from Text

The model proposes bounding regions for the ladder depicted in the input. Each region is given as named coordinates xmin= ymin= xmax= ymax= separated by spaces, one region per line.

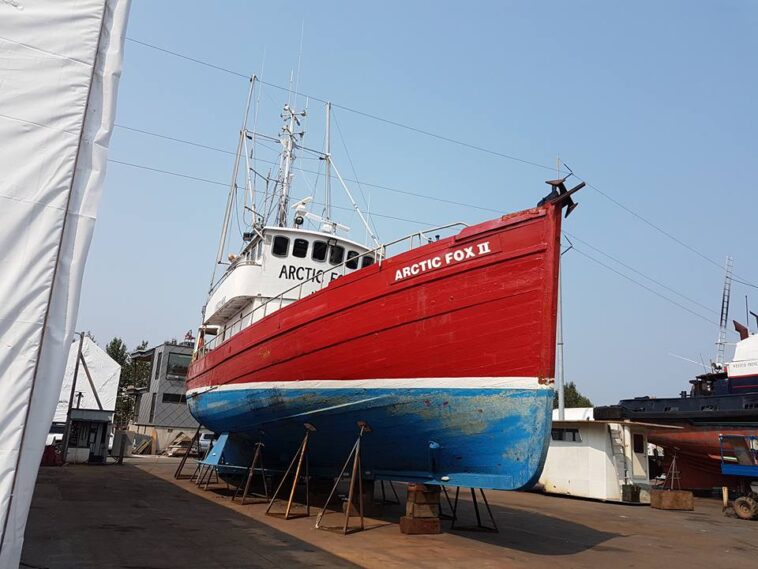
xmin=608 ymin=424 xmax=629 ymax=487
xmin=716 ymin=256 xmax=734 ymax=365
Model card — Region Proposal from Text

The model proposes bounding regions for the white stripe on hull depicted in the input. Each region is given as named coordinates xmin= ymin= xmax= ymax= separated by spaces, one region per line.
xmin=188 ymin=376 xmax=552 ymax=396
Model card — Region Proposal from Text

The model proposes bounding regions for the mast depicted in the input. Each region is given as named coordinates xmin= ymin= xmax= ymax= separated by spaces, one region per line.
xmin=324 ymin=102 xmax=332 ymax=222
xmin=555 ymin=154 xmax=565 ymax=421
xmin=211 ymin=76 xmax=256 ymax=288
xmin=277 ymin=104 xmax=303 ymax=227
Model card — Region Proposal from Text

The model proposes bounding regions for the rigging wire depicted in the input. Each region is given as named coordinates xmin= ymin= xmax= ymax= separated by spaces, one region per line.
xmin=107 ymin=157 xmax=727 ymax=324
xmin=107 ymin=158 xmax=227 ymax=186
xmin=331 ymin=108 xmax=381 ymax=241
xmin=124 ymin=35 xmax=757 ymax=289
xmin=124 ymin=36 xmax=558 ymax=172
xmin=112 ymin=123 xmax=503 ymax=213
xmin=733 ymin=277 xmax=758 ymax=290
xmin=106 ymin=158 xmax=434 ymax=226
xmin=563 ymin=230 xmax=719 ymax=315
xmin=570 ymin=246 xmax=718 ymax=326
xmin=582 ymin=181 xmax=740 ymax=278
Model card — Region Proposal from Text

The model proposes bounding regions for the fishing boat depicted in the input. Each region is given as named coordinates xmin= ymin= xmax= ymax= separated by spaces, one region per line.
xmin=595 ymin=270 xmax=758 ymax=490
xmin=185 ymin=78 xmax=584 ymax=490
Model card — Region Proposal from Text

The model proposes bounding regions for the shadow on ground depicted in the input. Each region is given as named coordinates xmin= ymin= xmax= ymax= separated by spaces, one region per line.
xmin=23 ymin=465 xmax=359 ymax=569
xmin=385 ymin=484 xmax=619 ymax=555
xmin=198 ymin=476 xmax=619 ymax=557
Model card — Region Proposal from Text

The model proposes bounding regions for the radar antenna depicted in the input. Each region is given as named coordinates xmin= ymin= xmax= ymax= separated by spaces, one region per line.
xmin=291 ymin=197 xmax=350 ymax=234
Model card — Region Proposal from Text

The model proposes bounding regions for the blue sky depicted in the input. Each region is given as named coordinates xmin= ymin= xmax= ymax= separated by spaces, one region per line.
xmin=78 ymin=1 xmax=758 ymax=404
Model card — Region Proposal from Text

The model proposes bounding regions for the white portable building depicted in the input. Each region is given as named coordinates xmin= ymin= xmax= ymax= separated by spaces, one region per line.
xmin=538 ymin=408 xmax=653 ymax=503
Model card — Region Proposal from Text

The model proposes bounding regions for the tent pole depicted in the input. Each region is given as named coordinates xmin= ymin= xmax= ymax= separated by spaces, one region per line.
xmin=61 ymin=332 xmax=85 ymax=462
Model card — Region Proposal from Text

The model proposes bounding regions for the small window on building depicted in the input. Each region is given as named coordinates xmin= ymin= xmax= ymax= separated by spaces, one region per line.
xmin=149 ymin=393 xmax=157 ymax=423
xmin=551 ymin=428 xmax=582 ymax=443
xmin=361 ymin=255 xmax=375 ymax=268
xmin=329 ymin=244 xmax=345 ymax=265
xmin=162 ymin=393 xmax=187 ymax=404
xmin=346 ymin=250 xmax=360 ymax=269
xmin=153 ymin=352 xmax=162 ymax=380
xmin=272 ymin=236 xmax=290 ymax=257
xmin=312 ymin=241 xmax=328 ymax=262
xmin=633 ymin=433 xmax=645 ymax=454
xmin=166 ymin=353 xmax=191 ymax=379
xmin=292 ymin=238 xmax=309 ymax=258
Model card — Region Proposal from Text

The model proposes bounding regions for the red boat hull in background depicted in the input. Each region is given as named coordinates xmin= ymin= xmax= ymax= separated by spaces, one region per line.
xmin=649 ymin=426 xmax=757 ymax=489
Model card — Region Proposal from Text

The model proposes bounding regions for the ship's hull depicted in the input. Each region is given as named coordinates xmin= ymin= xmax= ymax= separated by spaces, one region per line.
xmin=188 ymin=379 xmax=553 ymax=489
xmin=648 ymin=425 xmax=758 ymax=490
xmin=187 ymin=205 xmax=563 ymax=490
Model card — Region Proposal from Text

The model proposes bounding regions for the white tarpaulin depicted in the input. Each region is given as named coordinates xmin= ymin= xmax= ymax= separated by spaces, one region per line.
xmin=0 ymin=1 xmax=130 ymax=566
xmin=54 ymin=336 xmax=121 ymax=421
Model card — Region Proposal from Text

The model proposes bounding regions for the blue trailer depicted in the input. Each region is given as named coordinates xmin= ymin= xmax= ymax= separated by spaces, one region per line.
xmin=719 ymin=434 xmax=758 ymax=520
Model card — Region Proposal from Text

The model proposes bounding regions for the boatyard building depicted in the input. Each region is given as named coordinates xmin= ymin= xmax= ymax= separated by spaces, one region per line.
xmin=131 ymin=341 xmax=198 ymax=453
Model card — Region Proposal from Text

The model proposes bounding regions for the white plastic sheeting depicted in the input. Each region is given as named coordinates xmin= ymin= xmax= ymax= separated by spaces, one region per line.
xmin=54 ymin=336 xmax=121 ymax=422
xmin=0 ymin=1 xmax=130 ymax=566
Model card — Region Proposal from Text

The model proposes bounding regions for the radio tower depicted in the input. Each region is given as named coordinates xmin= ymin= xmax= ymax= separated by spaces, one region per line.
xmin=715 ymin=256 xmax=734 ymax=366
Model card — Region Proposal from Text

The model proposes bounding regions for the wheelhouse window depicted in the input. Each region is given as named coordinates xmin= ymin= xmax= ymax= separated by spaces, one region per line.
xmin=329 ymin=244 xmax=345 ymax=265
xmin=292 ymin=238 xmax=309 ymax=258
xmin=312 ymin=241 xmax=328 ymax=262
xmin=361 ymin=255 xmax=375 ymax=268
xmin=346 ymin=250 xmax=360 ymax=269
xmin=272 ymin=236 xmax=289 ymax=257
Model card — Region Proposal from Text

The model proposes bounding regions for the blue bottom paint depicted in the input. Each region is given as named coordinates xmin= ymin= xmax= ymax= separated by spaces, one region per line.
xmin=188 ymin=386 xmax=553 ymax=490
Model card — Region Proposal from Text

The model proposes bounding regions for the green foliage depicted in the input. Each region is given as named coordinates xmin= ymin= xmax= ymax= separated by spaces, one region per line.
xmin=105 ymin=338 xmax=128 ymax=367
xmin=109 ymin=338 xmax=152 ymax=427
xmin=553 ymin=381 xmax=593 ymax=409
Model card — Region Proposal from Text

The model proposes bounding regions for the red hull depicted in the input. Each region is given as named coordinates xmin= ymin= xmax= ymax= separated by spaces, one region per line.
xmin=187 ymin=205 xmax=562 ymax=392
xmin=649 ymin=426 xmax=757 ymax=489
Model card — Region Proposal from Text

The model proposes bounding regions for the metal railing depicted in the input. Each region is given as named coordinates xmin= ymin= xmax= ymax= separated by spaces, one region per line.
xmin=199 ymin=222 xmax=469 ymax=354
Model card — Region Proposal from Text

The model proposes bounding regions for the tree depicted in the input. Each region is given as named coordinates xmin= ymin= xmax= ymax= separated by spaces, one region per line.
xmin=553 ymin=381 xmax=593 ymax=409
xmin=129 ymin=340 xmax=151 ymax=389
xmin=105 ymin=337 xmax=128 ymax=367
xmin=109 ymin=338 xmax=152 ymax=427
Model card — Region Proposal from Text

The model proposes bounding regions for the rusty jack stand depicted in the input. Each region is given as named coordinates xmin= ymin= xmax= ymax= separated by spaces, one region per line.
xmin=174 ymin=426 xmax=202 ymax=479
xmin=449 ymin=486 xmax=498 ymax=533
xmin=233 ymin=441 xmax=268 ymax=504
xmin=266 ymin=423 xmax=315 ymax=519
xmin=315 ymin=421 xmax=371 ymax=535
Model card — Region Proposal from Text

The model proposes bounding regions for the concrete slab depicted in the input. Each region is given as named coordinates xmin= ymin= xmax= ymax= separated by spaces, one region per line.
xmin=22 ymin=461 xmax=358 ymax=569
xmin=23 ymin=456 xmax=758 ymax=569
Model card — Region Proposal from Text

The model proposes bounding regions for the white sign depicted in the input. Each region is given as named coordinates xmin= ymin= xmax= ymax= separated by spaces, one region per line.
xmin=727 ymin=359 xmax=758 ymax=379
xmin=394 ymin=241 xmax=492 ymax=282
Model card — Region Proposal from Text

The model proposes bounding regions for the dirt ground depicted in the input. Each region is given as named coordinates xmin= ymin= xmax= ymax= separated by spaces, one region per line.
xmin=22 ymin=456 xmax=757 ymax=569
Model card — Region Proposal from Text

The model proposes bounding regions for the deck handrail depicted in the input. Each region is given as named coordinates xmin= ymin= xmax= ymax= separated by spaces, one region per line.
xmin=200 ymin=221 xmax=469 ymax=354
